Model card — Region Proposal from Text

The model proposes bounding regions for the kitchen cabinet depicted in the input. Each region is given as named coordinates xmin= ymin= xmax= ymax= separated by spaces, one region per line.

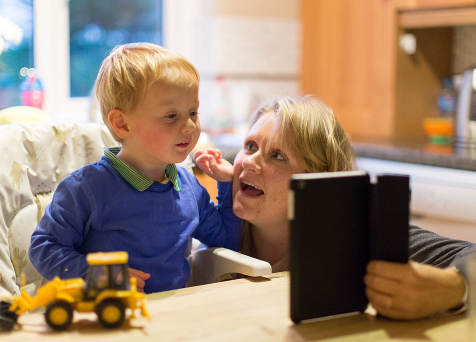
xmin=358 ymin=156 xmax=476 ymax=242
xmin=301 ymin=0 xmax=476 ymax=138
xmin=399 ymin=6 xmax=476 ymax=28
xmin=395 ymin=0 xmax=476 ymax=11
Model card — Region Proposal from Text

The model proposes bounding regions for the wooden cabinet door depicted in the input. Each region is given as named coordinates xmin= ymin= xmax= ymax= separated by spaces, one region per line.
xmin=395 ymin=0 xmax=476 ymax=10
xmin=302 ymin=0 xmax=398 ymax=138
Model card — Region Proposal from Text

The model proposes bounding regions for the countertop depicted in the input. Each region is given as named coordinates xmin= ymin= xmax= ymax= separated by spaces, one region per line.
xmin=351 ymin=136 xmax=476 ymax=171
xmin=217 ymin=137 xmax=476 ymax=172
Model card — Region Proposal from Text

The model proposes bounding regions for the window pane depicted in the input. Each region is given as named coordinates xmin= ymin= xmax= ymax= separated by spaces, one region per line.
xmin=69 ymin=0 xmax=162 ymax=97
xmin=0 ymin=0 xmax=34 ymax=110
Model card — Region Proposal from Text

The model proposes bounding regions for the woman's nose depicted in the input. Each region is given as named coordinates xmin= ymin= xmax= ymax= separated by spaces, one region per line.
xmin=242 ymin=153 xmax=262 ymax=173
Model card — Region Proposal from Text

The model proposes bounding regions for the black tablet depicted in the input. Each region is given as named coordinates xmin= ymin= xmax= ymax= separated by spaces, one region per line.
xmin=288 ymin=171 xmax=409 ymax=323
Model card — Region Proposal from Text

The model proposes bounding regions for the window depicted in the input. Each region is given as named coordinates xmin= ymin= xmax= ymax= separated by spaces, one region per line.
xmin=2 ymin=0 xmax=196 ymax=120
xmin=39 ymin=0 xmax=163 ymax=121
xmin=0 ymin=0 xmax=34 ymax=110
xmin=69 ymin=0 xmax=162 ymax=97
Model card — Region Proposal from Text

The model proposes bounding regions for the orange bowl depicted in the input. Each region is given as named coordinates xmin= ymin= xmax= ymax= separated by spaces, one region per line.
xmin=423 ymin=118 xmax=453 ymax=136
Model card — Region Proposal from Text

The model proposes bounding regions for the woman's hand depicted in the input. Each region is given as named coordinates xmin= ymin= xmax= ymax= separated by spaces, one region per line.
xmin=128 ymin=268 xmax=151 ymax=293
xmin=364 ymin=260 xmax=466 ymax=320
xmin=194 ymin=148 xmax=233 ymax=182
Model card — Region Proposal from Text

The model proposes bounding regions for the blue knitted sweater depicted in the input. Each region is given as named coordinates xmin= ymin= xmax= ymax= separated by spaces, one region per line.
xmin=29 ymin=156 xmax=241 ymax=293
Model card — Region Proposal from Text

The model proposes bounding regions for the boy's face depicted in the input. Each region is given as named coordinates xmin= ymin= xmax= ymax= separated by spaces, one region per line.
xmin=125 ymin=80 xmax=200 ymax=170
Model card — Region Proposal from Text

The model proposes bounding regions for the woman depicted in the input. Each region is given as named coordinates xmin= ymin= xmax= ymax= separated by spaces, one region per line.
xmin=195 ymin=95 xmax=474 ymax=320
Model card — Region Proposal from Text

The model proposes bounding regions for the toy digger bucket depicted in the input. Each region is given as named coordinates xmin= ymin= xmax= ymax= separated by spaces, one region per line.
xmin=129 ymin=277 xmax=150 ymax=321
xmin=140 ymin=298 xmax=150 ymax=321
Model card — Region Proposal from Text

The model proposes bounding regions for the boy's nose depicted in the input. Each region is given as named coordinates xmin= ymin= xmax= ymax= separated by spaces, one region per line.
xmin=181 ymin=117 xmax=197 ymax=133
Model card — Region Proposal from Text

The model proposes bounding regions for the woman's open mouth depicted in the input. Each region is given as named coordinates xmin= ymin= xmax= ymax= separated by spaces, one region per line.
xmin=241 ymin=181 xmax=264 ymax=197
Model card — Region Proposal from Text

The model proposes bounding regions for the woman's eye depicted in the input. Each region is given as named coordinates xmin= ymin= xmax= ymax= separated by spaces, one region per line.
xmin=244 ymin=141 xmax=255 ymax=150
xmin=271 ymin=151 xmax=285 ymax=161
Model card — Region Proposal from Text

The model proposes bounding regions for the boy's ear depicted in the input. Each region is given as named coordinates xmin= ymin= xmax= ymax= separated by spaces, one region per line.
xmin=108 ymin=109 xmax=130 ymax=139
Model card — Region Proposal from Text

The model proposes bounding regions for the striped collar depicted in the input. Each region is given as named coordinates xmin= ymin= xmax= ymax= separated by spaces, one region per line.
xmin=104 ymin=147 xmax=181 ymax=192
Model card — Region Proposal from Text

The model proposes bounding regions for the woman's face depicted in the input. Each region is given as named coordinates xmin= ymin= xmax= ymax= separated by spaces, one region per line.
xmin=233 ymin=111 xmax=304 ymax=228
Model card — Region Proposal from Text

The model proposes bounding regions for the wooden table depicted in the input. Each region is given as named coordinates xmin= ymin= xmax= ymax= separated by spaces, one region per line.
xmin=1 ymin=272 xmax=472 ymax=341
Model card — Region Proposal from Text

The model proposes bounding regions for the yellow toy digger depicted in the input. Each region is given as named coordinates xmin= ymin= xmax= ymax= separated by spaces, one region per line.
xmin=0 ymin=251 xmax=150 ymax=331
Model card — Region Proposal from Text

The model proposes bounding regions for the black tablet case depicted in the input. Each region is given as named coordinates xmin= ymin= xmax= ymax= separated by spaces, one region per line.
xmin=289 ymin=171 xmax=409 ymax=323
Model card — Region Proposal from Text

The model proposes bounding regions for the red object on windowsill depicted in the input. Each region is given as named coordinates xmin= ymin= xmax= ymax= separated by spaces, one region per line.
xmin=20 ymin=75 xmax=44 ymax=109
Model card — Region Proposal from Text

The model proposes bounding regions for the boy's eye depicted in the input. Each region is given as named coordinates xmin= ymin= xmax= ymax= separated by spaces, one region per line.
xmin=165 ymin=114 xmax=177 ymax=119
xmin=189 ymin=111 xmax=198 ymax=117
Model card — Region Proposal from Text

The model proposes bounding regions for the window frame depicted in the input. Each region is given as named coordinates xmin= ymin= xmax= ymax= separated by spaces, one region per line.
xmin=33 ymin=0 xmax=199 ymax=121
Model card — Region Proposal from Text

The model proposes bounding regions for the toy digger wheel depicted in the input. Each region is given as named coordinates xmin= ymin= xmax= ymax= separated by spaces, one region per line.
xmin=45 ymin=300 xmax=74 ymax=331
xmin=96 ymin=299 xmax=125 ymax=329
xmin=0 ymin=301 xmax=18 ymax=331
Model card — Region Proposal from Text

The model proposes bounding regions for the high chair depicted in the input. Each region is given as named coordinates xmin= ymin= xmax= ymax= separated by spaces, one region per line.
xmin=0 ymin=121 xmax=271 ymax=297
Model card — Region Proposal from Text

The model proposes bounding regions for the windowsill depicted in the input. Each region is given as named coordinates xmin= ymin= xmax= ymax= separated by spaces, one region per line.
xmin=48 ymin=97 xmax=93 ymax=123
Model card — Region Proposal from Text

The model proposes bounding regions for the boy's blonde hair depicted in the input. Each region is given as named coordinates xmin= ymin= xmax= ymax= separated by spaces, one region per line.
xmin=95 ymin=42 xmax=200 ymax=140
xmin=251 ymin=96 xmax=355 ymax=173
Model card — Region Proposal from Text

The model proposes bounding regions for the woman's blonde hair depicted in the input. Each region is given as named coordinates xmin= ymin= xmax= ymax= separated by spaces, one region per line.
xmin=94 ymin=42 xmax=200 ymax=140
xmin=251 ymin=96 xmax=355 ymax=172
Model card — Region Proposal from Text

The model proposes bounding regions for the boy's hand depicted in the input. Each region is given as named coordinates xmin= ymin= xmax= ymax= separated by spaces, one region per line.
xmin=194 ymin=148 xmax=233 ymax=182
xmin=128 ymin=268 xmax=151 ymax=293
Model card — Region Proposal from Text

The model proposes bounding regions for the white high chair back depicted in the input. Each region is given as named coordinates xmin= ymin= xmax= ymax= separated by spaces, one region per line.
xmin=0 ymin=122 xmax=119 ymax=296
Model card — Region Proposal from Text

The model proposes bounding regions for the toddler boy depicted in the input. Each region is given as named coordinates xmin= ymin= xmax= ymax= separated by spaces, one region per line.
xmin=29 ymin=43 xmax=240 ymax=293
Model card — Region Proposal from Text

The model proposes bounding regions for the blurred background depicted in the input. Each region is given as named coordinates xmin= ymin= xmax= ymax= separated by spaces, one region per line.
xmin=1 ymin=0 xmax=475 ymax=141
xmin=0 ymin=0 xmax=300 ymax=141
xmin=2 ymin=0 xmax=476 ymax=240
